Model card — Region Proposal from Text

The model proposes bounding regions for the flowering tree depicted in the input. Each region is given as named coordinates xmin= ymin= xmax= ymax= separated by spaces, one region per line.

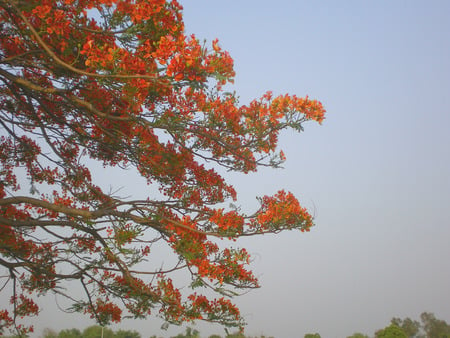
xmin=0 ymin=0 xmax=325 ymax=335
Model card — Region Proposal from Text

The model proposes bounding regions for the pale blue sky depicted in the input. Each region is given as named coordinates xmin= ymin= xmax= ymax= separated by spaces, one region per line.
xmin=180 ymin=1 xmax=450 ymax=337
xmin=18 ymin=1 xmax=450 ymax=337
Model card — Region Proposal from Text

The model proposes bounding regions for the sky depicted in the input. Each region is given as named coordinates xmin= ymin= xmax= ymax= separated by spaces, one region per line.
xmin=12 ymin=1 xmax=450 ymax=337
xmin=181 ymin=1 xmax=450 ymax=337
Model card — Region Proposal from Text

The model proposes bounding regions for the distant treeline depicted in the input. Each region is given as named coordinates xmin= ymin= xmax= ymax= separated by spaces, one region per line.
xmin=3 ymin=311 xmax=449 ymax=338
xmin=344 ymin=311 xmax=450 ymax=338
xmin=3 ymin=325 xmax=271 ymax=338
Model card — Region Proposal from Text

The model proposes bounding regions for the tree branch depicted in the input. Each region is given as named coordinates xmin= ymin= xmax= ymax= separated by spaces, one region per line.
xmin=7 ymin=0 xmax=163 ymax=82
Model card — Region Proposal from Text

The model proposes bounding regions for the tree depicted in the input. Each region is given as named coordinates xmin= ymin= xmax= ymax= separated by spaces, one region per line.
xmin=171 ymin=327 xmax=200 ymax=338
xmin=0 ymin=0 xmax=325 ymax=335
xmin=420 ymin=312 xmax=450 ymax=338
xmin=114 ymin=328 xmax=141 ymax=338
xmin=375 ymin=324 xmax=407 ymax=338
xmin=42 ymin=328 xmax=58 ymax=338
xmin=82 ymin=325 xmax=115 ymax=338
xmin=304 ymin=334 xmax=321 ymax=338
xmin=42 ymin=326 xmax=141 ymax=338
xmin=391 ymin=317 xmax=422 ymax=338
xmin=346 ymin=333 xmax=369 ymax=338
xmin=225 ymin=333 xmax=245 ymax=338
xmin=56 ymin=328 xmax=82 ymax=338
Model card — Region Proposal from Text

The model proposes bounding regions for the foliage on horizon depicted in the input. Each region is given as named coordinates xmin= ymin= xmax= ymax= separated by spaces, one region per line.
xmin=0 ymin=0 xmax=325 ymax=335
xmin=38 ymin=325 xmax=140 ymax=338
xmin=375 ymin=324 xmax=407 ymax=338
xmin=359 ymin=311 xmax=450 ymax=338
xmin=3 ymin=311 xmax=450 ymax=338
xmin=5 ymin=325 xmax=275 ymax=338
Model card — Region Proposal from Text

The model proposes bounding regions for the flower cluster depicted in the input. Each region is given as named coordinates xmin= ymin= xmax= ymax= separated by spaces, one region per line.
xmin=0 ymin=0 xmax=325 ymax=334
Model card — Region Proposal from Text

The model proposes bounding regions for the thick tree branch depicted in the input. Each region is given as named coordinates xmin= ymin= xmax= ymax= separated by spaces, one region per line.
xmin=6 ymin=0 xmax=163 ymax=82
